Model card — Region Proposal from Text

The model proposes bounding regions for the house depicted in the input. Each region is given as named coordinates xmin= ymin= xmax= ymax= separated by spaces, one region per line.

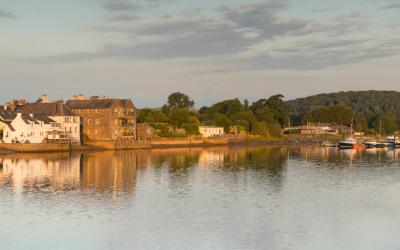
xmin=298 ymin=125 xmax=339 ymax=135
xmin=17 ymin=97 xmax=81 ymax=144
xmin=199 ymin=126 xmax=224 ymax=137
xmin=66 ymin=96 xmax=137 ymax=141
xmin=0 ymin=111 xmax=69 ymax=144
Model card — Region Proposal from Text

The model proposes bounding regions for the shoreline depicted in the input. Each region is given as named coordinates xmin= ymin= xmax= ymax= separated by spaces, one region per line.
xmin=0 ymin=138 xmax=322 ymax=155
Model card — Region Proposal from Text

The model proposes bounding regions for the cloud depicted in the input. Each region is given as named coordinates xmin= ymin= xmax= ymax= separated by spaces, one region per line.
xmin=0 ymin=9 xmax=16 ymax=19
xmin=30 ymin=0 xmax=400 ymax=72
xmin=103 ymin=0 xmax=144 ymax=12
xmin=382 ymin=2 xmax=400 ymax=9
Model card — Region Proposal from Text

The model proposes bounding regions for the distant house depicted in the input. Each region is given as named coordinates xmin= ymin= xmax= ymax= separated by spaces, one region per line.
xmin=298 ymin=125 xmax=338 ymax=135
xmin=18 ymin=97 xmax=81 ymax=144
xmin=199 ymin=126 xmax=224 ymax=137
xmin=66 ymin=96 xmax=137 ymax=141
xmin=0 ymin=111 xmax=69 ymax=144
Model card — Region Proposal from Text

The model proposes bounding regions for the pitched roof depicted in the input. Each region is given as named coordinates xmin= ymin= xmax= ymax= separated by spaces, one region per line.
xmin=0 ymin=110 xmax=17 ymax=120
xmin=65 ymin=99 xmax=136 ymax=110
xmin=0 ymin=118 xmax=15 ymax=131
xmin=18 ymin=102 xmax=77 ymax=116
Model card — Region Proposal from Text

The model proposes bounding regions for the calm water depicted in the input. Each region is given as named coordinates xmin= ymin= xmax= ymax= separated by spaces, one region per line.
xmin=2 ymin=146 xmax=400 ymax=250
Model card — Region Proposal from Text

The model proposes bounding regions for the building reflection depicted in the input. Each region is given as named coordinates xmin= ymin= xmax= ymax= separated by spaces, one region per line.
xmin=0 ymin=146 xmax=292 ymax=194
xmin=80 ymin=150 xmax=149 ymax=192
xmin=0 ymin=150 xmax=153 ymax=194
xmin=0 ymin=153 xmax=81 ymax=193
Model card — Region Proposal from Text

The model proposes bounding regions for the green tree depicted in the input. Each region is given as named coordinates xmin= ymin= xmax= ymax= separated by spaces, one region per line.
xmin=170 ymin=108 xmax=190 ymax=128
xmin=138 ymin=109 xmax=168 ymax=123
xmin=371 ymin=113 xmax=398 ymax=135
xmin=163 ymin=92 xmax=194 ymax=113
xmin=252 ymin=122 xmax=269 ymax=137
xmin=307 ymin=105 xmax=354 ymax=125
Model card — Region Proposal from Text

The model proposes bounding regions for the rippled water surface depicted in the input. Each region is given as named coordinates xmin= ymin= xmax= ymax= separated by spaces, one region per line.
xmin=2 ymin=146 xmax=400 ymax=250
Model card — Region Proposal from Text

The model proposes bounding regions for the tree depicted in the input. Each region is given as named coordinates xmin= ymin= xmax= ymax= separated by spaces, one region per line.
xmin=138 ymin=108 xmax=168 ymax=123
xmin=169 ymin=108 xmax=190 ymax=128
xmin=265 ymin=95 xmax=289 ymax=127
xmin=371 ymin=113 xmax=398 ymax=135
xmin=307 ymin=105 xmax=354 ymax=125
xmin=163 ymin=92 xmax=194 ymax=113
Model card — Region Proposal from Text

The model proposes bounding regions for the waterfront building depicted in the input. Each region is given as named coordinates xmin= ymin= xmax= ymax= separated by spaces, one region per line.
xmin=0 ymin=111 xmax=69 ymax=144
xmin=66 ymin=95 xmax=137 ymax=141
xmin=18 ymin=96 xmax=81 ymax=144
xmin=199 ymin=126 xmax=224 ymax=137
xmin=136 ymin=123 xmax=153 ymax=140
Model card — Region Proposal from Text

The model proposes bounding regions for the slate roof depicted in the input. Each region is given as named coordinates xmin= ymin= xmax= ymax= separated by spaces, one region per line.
xmin=18 ymin=102 xmax=77 ymax=116
xmin=65 ymin=99 xmax=136 ymax=110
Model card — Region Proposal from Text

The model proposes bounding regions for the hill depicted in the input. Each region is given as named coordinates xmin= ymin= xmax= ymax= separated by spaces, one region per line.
xmin=285 ymin=90 xmax=400 ymax=124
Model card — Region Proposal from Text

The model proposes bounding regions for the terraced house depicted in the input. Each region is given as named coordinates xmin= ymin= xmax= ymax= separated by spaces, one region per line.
xmin=18 ymin=96 xmax=81 ymax=144
xmin=66 ymin=96 xmax=137 ymax=142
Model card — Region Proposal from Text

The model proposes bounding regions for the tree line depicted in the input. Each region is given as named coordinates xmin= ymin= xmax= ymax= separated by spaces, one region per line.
xmin=138 ymin=90 xmax=400 ymax=137
xmin=138 ymin=92 xmax=288 ymax=137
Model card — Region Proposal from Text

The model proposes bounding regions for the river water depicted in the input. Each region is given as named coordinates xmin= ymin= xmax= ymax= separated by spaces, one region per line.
xmin=1 ymin=146 xmax=400 ymax=250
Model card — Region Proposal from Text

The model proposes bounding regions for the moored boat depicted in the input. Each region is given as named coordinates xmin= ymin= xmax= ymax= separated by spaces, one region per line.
xmin=363 ymin=141 xmax=377 ymax=148
xmin=339 ymin=137 xmax=358 ymax=149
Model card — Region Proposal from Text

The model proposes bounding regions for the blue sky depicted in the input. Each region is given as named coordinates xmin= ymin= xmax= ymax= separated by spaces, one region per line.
xmin=0 ymin=0 xmax=400 ymax=107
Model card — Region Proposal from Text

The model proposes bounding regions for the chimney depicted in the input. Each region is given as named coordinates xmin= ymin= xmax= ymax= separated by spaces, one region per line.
xmin=39 ymin=94 xmax=49 ymax=103
xmin=72 ymin=94 xmax=85 ymax=100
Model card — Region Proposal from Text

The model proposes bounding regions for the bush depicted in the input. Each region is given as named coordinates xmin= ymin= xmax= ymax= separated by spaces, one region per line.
xmin=182 ymin=123 xmax=199 ymax=135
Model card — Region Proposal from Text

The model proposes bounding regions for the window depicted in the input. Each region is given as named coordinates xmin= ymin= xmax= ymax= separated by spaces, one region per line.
xmin=88 ymin=109 xmax=91 ymax=113
xmin=75 ymin=127 xmax=78 ymax=133
xmin=87 ymin=119 xmax=92 ymax=124
xmin=88 ymin=129 xmax=92 ymax=134
xmin=95 ymin=119 xmax=100 ymax=125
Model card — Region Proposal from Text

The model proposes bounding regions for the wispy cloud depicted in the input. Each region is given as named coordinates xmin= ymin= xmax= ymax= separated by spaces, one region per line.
xmin=382 ymin=2 xmax=400 ymax=9
xmin=103 ymin=0 xmax=144 ymax=12
xmin=30 ymin=0 xmax=400 ymax=71
xmin=0 ymin=9 xmax=16 ymax=19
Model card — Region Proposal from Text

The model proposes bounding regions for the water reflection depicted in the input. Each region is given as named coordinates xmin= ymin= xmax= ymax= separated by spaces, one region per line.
xmin=0 ymin=146 xmax=290 ymax=195
xmin=2 ymin=146 xmax=400 ymax=195
xmin=2 ymin=146 xmax=400 ymax=249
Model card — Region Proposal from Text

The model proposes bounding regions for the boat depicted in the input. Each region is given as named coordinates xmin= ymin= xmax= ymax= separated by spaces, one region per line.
xmin=385 ymin=136 xmax=400 ymax=148
xmin=339 ymin=137 xmax=358 ymax=149
xmin=363 ymin=141 xmax=377 ymax=148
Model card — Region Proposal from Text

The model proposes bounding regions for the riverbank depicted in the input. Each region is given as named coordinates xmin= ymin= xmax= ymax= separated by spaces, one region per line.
xmin=0 ymin=135 xmax=327 ymax=154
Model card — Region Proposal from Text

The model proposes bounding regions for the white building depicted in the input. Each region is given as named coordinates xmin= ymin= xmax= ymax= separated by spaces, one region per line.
xmin=0 ymin=111 xmax=69 ymax=144
xmin=18 ymin=98 xmax=81 ymax=144
xmin=199 ymin=126 xmax=224 ymax=137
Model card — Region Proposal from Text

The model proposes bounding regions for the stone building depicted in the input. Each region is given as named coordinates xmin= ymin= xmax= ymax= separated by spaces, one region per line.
xmin=66 ymin=96 xmax=137 ymax=141
xmin=136 ymin=123 xmax=153 ymax=140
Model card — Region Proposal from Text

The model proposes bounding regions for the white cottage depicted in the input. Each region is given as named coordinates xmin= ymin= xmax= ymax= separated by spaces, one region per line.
xmin=199 ymin=126 xmax=224 ymax=137
xmin=0 ymin=111 xmax=68 ymax=144
xmin=18 ymin=99 xmax=81 ymax=144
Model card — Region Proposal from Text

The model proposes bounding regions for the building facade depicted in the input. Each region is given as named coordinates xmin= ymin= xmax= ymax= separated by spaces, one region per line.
xmin=18 ymin=100 xmax=81 ymax=144
xmin=66 ymin=97 xmax=137 ymax=141
xmin=0 ymin=111 xmax=69 ymax=144
xmin=199 ymin=126 xmax=224 ymax=137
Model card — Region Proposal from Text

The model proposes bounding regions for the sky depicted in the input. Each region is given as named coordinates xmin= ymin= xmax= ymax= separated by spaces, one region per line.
xmin=0 ymin=0 xmax=399 ymax=108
